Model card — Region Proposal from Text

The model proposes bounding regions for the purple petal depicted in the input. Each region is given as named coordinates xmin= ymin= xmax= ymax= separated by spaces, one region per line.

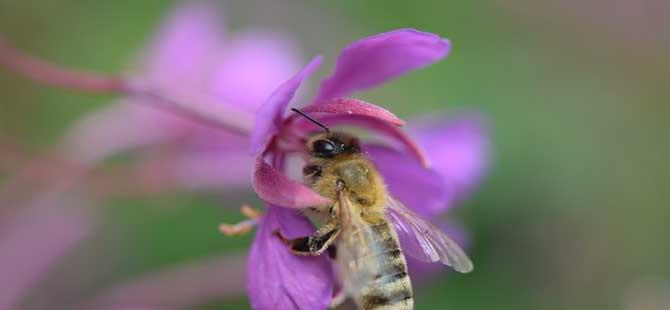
xmin=317 ymin=29 xmax=450 ymax=100
xmin=410 ymin=114 xmax=490 ymax=199
xmin=248 ymin=206 xmax=333 ymax=310
xmin=141 ymin=2 xmax=225 ymax=89
xmin=60 ymin=101 xmax=186 ymax=164
xmin=115 ymin=147 xmax=253 ymax=196
xmin=0 ymin=194 xmax=95 ymax=308
xmin=250 ymin=56 xmax=322 ymax=155
xmin=252 ymin=158 xmax=330 ymax=208
xmin=168 ymin=150 xmax=253 ymax=191
xmin=301 ymin=98 xmax=404 ymax=126
xmin=365 ymin=145 xmax=451 ymax=217
xmin=213 ymin=31 xmax=302 ymax=113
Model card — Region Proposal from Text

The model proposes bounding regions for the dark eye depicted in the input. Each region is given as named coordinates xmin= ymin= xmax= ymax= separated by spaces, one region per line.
xmin=313 ymin=139 xmax=336 ymax=156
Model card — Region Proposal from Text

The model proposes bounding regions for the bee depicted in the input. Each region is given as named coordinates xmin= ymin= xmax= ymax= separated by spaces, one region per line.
xmin=276 ymin=109 xmax=473 ymax=310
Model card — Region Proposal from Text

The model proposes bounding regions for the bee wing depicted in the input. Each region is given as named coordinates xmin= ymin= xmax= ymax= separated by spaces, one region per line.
xmin=386 ymin=197 xmax=474 ymax=273
xmin=336 ymin=190 xmax=381 ymax=296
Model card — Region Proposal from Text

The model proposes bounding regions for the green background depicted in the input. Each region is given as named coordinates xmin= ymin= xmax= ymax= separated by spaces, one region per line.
xmin=1 ymin=0 xmax=668 ymax=309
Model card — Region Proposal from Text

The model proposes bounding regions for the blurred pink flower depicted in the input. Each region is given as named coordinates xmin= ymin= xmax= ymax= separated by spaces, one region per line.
xmin=0 ymin=2 xmax=301 ymax=308
xmin=245 ymin=29 xmax=489 ymax=310
xmin=59 ymin=1 xmax=302 ymax=192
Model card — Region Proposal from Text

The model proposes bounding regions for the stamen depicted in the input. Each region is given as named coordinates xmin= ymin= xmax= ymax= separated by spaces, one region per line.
xmin=219 ymin=218 xmax=258 ymax=236
xmin=241 ymin=204 xmax=262 ymax=220
xmin=219 ymin=205 xmax=263 ymax=236
xmin=0 ymin=36 xmax=253 ymax=135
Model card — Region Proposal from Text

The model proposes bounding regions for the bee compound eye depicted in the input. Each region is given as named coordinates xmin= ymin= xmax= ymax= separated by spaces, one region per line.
xmin=313 ymin=139 xmax=336 ymax=155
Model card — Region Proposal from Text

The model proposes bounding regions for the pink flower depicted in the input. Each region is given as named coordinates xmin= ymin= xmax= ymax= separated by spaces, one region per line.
xmin=246 ymin=29 xmax=489 ymax=309
xmin=0 ymin=3 xmax=489 ymax=306
xmin=59 ymin=2 xmax=302 ymax=192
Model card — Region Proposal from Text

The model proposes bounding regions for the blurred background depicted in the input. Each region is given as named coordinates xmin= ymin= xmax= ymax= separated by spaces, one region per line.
xmin=0 ymin=0 xmax=668 ymax=309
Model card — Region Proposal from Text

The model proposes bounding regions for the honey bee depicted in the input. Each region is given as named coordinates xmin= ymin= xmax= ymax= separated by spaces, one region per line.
xmin=276 ymin=109 xmax=473 ymax=310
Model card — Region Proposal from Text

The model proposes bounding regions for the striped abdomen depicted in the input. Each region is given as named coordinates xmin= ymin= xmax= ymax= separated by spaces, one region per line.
xmin=339 ymin=219 xmax=414 ymax=310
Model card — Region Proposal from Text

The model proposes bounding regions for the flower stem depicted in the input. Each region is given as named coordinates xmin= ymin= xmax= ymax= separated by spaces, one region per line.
xmin=0 ymin=36 xmax=125 ymax=94
xmin=0 ymin=35 xmax=253 ymax=135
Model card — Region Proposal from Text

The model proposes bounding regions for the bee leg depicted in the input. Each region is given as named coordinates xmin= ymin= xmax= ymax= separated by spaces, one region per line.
xmin=327 ymin=245 xmax=337 ymax=259
xmin=219 ymin=205 xmax=262 ymax=236
xmin=273 ymin=231 xmax=312 ymax=254
xmin=274 ymin=225 xmax=340 ymax=256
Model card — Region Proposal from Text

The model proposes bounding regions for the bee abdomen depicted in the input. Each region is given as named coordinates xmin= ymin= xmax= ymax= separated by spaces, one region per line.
xmin=357 ymin=223 xmax=413 ymax=310
xmin=359 ymin=275 xmax=413 ymax=310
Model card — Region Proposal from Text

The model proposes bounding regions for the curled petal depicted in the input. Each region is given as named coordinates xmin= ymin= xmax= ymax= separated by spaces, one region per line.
xmin=365 ymin=145 xmax=451 ymax=217
xmin=252 ymin=158 xmax=330 ymax=208
xmin=250 ymin=56 xmax=323 ymax=155
xmin=411 ymin=114 xmax=490 ymax=199
xmin=248 ymin=206 xmax=333 ymax=310
xmin=317 ymin=29 xmax=450 ymax=100
xmin=301 ymin=98 xmax=404 ymax=126
xmin=294 ymin=114 xmax=429 ymax=166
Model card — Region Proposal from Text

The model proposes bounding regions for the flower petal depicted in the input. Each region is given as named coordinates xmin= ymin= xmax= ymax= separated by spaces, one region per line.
xmin=213 ymin=31 xmax=302 ymax=113
xmin=365 ymin=145 xmax=451 ymax=217
xmin=248 ymin=206 xmax=333 ymax=310
xmin=250 ymin=56 xmax=323 ymax=155
xmin=317 ymin=29 xmax=450 ymax=100
xmin=301 ymin=98 xmax=404 ymax=126
xmin=113 ymin=148 xmax=253 ymax=195
xmin=141 ymin=2 xmax=225 ymax=89
xmin=252 ymin=157 xmax=330 ymax=208
xmin=59 ymin=101 xmax=185 ymax=164
xmin=169 ymin=150 xmax=253 ymax=191
xmin=410 ymin=114 xmax=490 ymax=199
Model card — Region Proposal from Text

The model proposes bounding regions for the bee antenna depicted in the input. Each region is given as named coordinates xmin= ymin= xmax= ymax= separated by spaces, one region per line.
xmin=290 ymin=108 xmax=330 ymax=133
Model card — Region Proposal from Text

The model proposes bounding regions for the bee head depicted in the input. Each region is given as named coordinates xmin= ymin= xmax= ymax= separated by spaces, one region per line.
xmin=289 ymin=108 xmax=361 ymax=158
xmin=308 ymin=132 xmax=361 ymax=158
